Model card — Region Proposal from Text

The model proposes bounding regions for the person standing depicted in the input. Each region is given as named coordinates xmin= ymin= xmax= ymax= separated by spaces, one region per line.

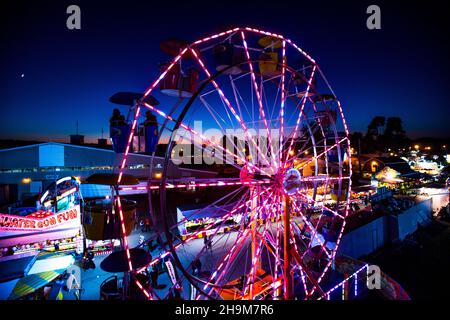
xmin=66 ymin=269 xmax=81 ymax=299
xmin=150 ymin=265 xmax=159 ymax=288
xmin=192 ymin=258 xmax=202 ymax=276
xmin=207 ymin=238 xmax=213 ymax=252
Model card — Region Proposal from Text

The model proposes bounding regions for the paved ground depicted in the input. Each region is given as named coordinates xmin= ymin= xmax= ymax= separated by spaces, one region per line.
xmin=63 ymin=216 xmax=341 ymax=300
xmin=63 ymin=231 xmax=151 ymax=300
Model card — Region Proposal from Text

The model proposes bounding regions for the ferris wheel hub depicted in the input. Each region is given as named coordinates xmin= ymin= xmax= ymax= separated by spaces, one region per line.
xmin=282 ymin=168 xmax=302 ymax=195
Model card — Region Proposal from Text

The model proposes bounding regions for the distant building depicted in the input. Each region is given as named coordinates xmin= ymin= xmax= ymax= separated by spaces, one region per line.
xmin=361 ymin=156 xmax=421 ymax=179
xmin=69 ymin=134 xmax=85 ymax=145
xmin=0 ymin=142 xmax=216 ymax=203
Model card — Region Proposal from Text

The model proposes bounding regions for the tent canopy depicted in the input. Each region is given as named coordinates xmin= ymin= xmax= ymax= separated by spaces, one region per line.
xmin=7 ymin=252 xmax=74 ymax=300
xmin=178 ymin=203 xmax=238 ymax=220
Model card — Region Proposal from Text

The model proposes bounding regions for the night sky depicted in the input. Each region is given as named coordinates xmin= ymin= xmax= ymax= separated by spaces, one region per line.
xmin=1 ymin=0 xmax=449 ymax=142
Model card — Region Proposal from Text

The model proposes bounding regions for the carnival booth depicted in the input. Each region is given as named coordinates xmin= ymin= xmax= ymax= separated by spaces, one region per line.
xmin=0 ymin=176 xmax=83 ymax=257
xmin=177 ymin=203 xmax=242 ymax=240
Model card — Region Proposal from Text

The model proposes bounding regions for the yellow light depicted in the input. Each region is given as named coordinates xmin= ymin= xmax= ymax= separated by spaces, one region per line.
xmin=372 ymin=161 xmax=377 ymax=166
xmin=154 ymin=172 xmax=162 ymax=179
xmin=22 ymin=178 xmax=31 ymax=184
xmin=414 ymin=145 xmax=419 ymax=150
xmin=304 ymin=150 xmax=309 ymax=155
xmin=289 ymin=150 xmax=295 ymax=156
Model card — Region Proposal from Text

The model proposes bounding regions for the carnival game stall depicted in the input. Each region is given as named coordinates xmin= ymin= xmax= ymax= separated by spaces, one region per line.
xmin=177 ymin=203 xmax=242 ymax=240
xmin=0 ymin=176 xmax=83 ymax=259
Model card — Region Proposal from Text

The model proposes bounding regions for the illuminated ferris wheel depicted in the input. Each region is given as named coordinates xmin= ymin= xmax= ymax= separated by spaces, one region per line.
xmin=115 ymin=27 xmax=352 ymax=300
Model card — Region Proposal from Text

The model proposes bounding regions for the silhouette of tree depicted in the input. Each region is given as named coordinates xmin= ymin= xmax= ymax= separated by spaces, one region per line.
xmin=364 ymin=116 xmax=385 ymax=153
xmin=381 ymin=117 xmax=409 ymax=151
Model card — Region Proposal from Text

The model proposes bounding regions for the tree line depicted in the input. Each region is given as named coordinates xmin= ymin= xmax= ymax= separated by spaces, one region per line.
xmin=350 ymin=116 xmax=409 ymax=154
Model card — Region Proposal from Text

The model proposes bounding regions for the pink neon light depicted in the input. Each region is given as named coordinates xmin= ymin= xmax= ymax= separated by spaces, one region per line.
xmin=192 ymin=28 xmax=240 ymax=46
xmin=240 ymin=31 xmax=277 ymax=171
xmin=296 ymin=137 xmax=348 ymax=171
xmin=242 ymin=201 xmax=277 ymax=298
xmin=116 ymin=196 xmax=133 ymax=271
xmin=200 ymin=189 xmax=275 ymax=297
xmin=279 ymin=40 xmax=286 ymax=169
xmin=143 ymin=48 xmax=188 ymax=98
xmin=135 ymin=279 xmax=153 ymax=300
xmin=291 ymin=201 xmax=332 ymax=260
xmin=117 ymin=105 xmax=141 ymax=184
xmin=242 ymin=27 xmax=315 ymax=64
xmin=289 ymin=218 xmax=308 ymax=295
xmin=142 ymin=102 xmax=267 ymax=175
xmin=190 ymin=48 xmax=273 ymax=173
xmin=318 ymin=264 xmax=368 ymax=300
xmin=284 ymin=65 xmax=317 ymax=165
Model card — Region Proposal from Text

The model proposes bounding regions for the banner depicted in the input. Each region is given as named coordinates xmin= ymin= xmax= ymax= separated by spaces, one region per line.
xmin=190 ymin=284 xmax=197 ymax=300
xmin=165 ymin=259 xmax=178 ymax=286
xmin=0 ymin=206 xmax=81 ymax=248
xmin=0 ymin=206 xmax=80 ymax=232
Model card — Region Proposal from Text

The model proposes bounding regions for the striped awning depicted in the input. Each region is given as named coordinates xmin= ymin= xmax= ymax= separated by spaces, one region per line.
xmin=8 ymin=269 xmax=65 ymax=300
xmin=8 ymin=252 xmax=75 ymax=300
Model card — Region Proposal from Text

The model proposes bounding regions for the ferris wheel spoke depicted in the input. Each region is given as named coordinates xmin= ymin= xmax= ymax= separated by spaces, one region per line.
xmin=201 ymin=190 xmax=275 ymax=299
xmin=190 ymin=48 xmax=274 ymax=174
xmin=283 ymin=122 xmax=322 ymax=170
xmin=242 ymin=205 xmax=276 ymax=300
xmin=119 ymin=178 xmax=271 ymax=194
xmin=296 ymin=137 xmax=348 ymax=172
xmin=299 ymin=176 xmax=350 ymax=184
xmin=229 ymin=75 xmax=256 ymax=129
xmin=289 ymin=246 xmax=326 ymax=298
xmin=170 ymin=186 xmax=248 ymax=232
xmin=291 ymin=200 xmax=333 ymax=260
xmin=137 ymin=188 xmax=272 ymax=276
xmin=279 ymin=40 xmax=287 ymax=169
xmin=283 ymin=65 xmax=317 ymax=166
xmin=142 ymin=102 xmax=256 ymax=173
xmin=289 ymin=219 xmax=309 ymax=296
xmin=240 ymin=31 xmax=278 ymax=173
xmin=198 ymin=94 xmax=253 ymax=170
xmin=273 ymin=192 xmax=283 ymax=296
xmin=261 ymin=74 xmax=282 ymax=169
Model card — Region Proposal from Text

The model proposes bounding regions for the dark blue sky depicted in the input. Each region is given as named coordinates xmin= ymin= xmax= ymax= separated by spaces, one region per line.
xmin=1 ymin=0 xmax=449 ymax=142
